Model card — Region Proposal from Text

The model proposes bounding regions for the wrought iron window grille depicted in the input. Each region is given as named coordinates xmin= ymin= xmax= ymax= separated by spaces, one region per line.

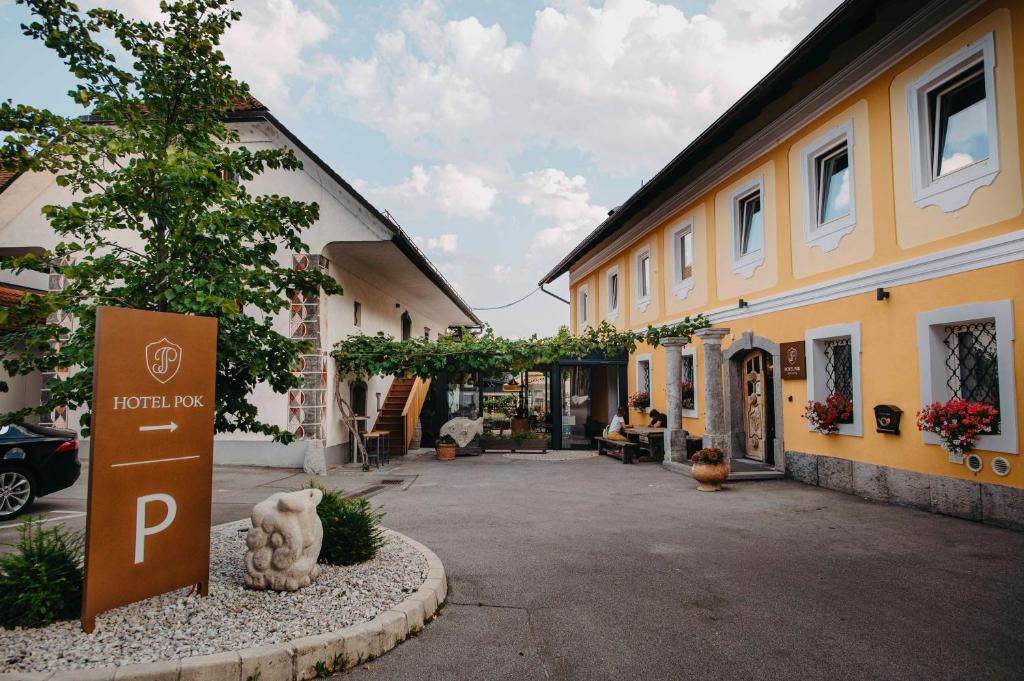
xmin=823 ymin=337 xmax=854 ymax=423
xmin=942 ymin=321 xmax=1000 ymax=432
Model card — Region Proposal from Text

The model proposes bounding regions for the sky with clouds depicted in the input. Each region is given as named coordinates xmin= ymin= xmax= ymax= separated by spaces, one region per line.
xmin=0 ymin=0 xmax=842 ymax=337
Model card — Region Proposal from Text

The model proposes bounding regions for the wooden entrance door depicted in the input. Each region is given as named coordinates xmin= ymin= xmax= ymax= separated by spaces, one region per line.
xmin=743 ymin=350 xmax=768 ymax=461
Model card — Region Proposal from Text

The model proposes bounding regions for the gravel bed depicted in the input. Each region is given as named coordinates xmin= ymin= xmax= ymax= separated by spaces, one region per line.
xmin=503 ymin=451 xmax=599 ymax=462
xmin=1 ymin=522 xmax=428 ymax=673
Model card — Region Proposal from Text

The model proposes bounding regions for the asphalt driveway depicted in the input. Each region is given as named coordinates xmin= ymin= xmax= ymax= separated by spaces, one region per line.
xmin=339 ymin=451 xmax=1024 ymax=681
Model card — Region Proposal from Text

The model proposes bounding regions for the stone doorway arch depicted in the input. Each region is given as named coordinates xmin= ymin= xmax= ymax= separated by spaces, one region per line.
xmin=723 ymin=332 xmax=785 ymax=471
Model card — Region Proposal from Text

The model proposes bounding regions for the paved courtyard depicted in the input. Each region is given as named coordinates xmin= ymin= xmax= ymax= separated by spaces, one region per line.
xmin=6 ymin=453 xmax=1023 ymax=680
xmin=344 ymin=452 xmax=1024 ymax=680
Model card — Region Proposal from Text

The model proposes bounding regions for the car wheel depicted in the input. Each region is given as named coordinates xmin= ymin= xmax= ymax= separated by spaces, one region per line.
xmin=0 ymin=465 xmax=36 ymax=520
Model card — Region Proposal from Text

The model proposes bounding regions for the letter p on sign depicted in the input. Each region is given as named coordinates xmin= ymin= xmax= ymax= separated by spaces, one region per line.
xmin=135 ymin=493 xmax=177 ymax=564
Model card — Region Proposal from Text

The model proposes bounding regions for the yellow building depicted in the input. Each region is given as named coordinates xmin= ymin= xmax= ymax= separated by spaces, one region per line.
xmin=541 ymin=0 xmax=1024 ymax=529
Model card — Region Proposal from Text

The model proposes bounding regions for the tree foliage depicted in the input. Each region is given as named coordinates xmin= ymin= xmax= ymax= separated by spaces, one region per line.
xmin=332 ymin=317 xmax=710 ymax=380
xmin=0 ymin=0 xmax=341 ymax=441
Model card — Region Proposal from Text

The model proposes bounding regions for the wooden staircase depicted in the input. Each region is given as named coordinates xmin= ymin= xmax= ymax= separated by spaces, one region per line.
xmin=374 ymin=377 xmax=415 ymax=456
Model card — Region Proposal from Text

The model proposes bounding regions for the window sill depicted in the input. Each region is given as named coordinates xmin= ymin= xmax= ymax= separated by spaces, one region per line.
xmin=673 ymin=278 xmax=695 ymax=300
xmin=913 ymin=163 xmax=999 ymax=213
xmin=921 ymin=431 xmax=1017 ymax=455
xmin=635 ymin=298 xmax=652 ymax=313
xmin=807 ymin=218 xmax=856 ymax=253
xmin=807 ymin=423 xmax=863 ymax=437
xmin=681 ymin=409 xmax=698 ymax=419
xmin=731 ymin=251 xmax=765 ymax=279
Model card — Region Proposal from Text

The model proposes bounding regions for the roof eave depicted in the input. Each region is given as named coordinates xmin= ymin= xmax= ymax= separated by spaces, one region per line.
xmin=229 ymin=110 xmax=482 ymax=326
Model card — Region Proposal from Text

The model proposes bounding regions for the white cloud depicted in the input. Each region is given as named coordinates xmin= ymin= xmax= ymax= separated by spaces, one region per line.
xmin=331 ymin=0 xmax=841 ymax=173
xmin=414 ymin=233 xmax=459 ymax=254
xmin=518 ymin=168 xmax=609 ymax=255
xmin=492 ymin=264 xmax=514 ymax=283
xmin=359 ymin=164 xmax=497 ymax=220
xmin=87 ymin=0 xmax=339 ymax=112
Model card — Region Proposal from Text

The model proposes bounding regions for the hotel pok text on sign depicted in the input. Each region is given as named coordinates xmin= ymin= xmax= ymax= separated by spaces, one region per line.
xmin=82 ymin=307 xmax=218 ymax=632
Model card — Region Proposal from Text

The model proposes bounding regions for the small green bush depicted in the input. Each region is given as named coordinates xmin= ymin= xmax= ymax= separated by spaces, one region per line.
xmin=0 ymin=517 xmax=84 ymax=629
xmin=306 ymin=482 xmax=385 ymax=566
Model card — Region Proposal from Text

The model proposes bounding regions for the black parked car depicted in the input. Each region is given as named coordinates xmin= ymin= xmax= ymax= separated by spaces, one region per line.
xmin=0 ymin=423 xmax=81 ymax=520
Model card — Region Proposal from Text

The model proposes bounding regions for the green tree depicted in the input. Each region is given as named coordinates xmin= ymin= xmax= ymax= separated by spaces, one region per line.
xmin=0 ymin=0 xmax=341 ymax=442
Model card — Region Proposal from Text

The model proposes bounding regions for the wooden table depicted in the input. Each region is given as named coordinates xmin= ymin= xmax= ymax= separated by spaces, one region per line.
xmin=364 ymin=429 xmax=390 ymax=467
xmin=624 ymin=426 xmax=668 ymax=461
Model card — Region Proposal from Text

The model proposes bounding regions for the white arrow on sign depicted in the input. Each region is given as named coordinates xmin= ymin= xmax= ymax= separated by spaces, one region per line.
xmin=139 ymin=422 xmax=178 ymax=433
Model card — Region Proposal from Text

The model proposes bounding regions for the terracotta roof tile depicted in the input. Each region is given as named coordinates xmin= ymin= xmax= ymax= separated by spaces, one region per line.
xmin=0 ymin=171 xmax=16 ymax=193
xmin=0 ymin=286 xmax=28 ymax=306
xmin=229 ymin=96 xmax=266 ymax=112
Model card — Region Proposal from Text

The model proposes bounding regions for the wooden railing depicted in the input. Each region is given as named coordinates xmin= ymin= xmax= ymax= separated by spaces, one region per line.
xmin=402 ymin=377 xmax=431 ymax=453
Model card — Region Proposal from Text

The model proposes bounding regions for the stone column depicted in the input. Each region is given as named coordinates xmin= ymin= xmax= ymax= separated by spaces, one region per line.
xmin=660 ymin=337 xmax=688 ymax=463
xmin=694 ymin=327 xmax=731 ymax=455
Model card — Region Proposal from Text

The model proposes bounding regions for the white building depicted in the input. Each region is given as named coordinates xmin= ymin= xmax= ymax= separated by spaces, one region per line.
xmin=0 ymin=99 xmax=479 ymax=467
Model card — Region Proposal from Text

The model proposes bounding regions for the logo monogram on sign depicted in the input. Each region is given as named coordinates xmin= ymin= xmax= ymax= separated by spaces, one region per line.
xmin=787 ymin=346 xmax=798 ymax=364
xmin=145 ymin=338 xmax=182 ymax=384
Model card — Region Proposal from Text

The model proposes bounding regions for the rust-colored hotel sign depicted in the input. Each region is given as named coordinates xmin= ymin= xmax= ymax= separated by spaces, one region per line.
xmin=780 ymin=341 xmax=806 ymax=380
xmin=82 ymin=307 xmax=217 ymax=632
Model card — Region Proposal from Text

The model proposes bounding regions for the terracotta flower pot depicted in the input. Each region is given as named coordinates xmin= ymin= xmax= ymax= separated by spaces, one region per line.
xmin=436 ymin=443 xmax=457 ymax=461
xmin=691 ymin=461 xmax=729 ymax=492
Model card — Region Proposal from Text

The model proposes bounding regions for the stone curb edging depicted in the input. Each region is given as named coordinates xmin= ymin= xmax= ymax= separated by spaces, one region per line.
xmin=5 ymin=528 xmax=447 ymax=681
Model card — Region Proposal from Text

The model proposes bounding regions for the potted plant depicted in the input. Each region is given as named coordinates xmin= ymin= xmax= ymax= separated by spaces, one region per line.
xmin=512 ymin=431 xmax=549 ymax=452
xmin=627 ymin=391 xmax=650 ymax=412
xmin=478 ymin=429 xmax=516 ymax=452
xmin=917 ymin=399 xmax=999 ymax=464
xmin=690 ymin=447 xmax=729 ymax=492
xmin=435 ymin=434 xmax=457 ymax=461
xmin=803 ymin=392 xmax=853 ymax=434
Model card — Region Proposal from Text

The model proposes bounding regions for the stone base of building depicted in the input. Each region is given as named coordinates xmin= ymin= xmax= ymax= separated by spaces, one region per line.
xmin=785 ymin=450 xmax=1024 ymax=531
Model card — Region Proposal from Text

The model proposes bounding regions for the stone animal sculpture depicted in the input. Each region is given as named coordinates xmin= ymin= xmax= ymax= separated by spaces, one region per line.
xmin=245 ymin=487 xmax=324 ymax=591
xmin=439 ymin=416 xmax=484 ymax=448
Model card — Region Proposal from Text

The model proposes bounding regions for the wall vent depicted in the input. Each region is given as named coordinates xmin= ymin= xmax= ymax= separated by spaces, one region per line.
xmin=965 ymin=453 xmax=983 ymax=474
xmin=991 ymin=457 xmax=1011 ymax=477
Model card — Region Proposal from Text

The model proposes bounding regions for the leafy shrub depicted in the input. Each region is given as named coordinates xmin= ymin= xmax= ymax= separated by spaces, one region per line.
xmin=0 ymin=517 xmax=84 ymax=629
xmin=437 ymin=434 xmax=456 ymax=445
xmin=306 ymin=482 xmax=385 ymax=566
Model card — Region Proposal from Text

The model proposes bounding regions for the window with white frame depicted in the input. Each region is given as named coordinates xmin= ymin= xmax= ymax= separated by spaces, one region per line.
xmin=801 ymin=121 xmax=856 ymax=252
xmin=729 ymin=177 xmax=765 ymax=278
xmin=907 ymin=32 xmax=998 ymax=212
xmin=634 ymin=247 xmax=652 ymax=310
xmin=806 ymin=323 xmax=862 ymax=436
xmin=578 ymin=285 xmax=589 ymax=328
xmin=635 ymin=354 xmax=652 ymax=399
xmin=606 ymin=267 xmax=619 ymax=317
xmin=680 ymin=347 xmax=698 ymax=419
xmin=671 ymin=220 xmax=694 ymax=298
xmin=916 ymin=301 xmax=1017 ymax=454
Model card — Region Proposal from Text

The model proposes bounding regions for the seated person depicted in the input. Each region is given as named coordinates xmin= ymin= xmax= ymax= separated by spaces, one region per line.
xmin=648 ymin=409 xmax=668 ymax=428
xmin=604 ymin=407 xmax=629 ymax=442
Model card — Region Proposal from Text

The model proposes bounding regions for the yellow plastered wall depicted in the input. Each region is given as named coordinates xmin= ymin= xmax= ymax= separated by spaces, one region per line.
xmin=566 ymin=4 xmax=1024 ymax=488
xmin=710 ymin=261 xmax=1024 ymax=489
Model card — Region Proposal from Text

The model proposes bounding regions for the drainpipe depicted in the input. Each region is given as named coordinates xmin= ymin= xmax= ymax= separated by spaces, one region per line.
xmin=540 ymin=284 xmax=570 ymax=305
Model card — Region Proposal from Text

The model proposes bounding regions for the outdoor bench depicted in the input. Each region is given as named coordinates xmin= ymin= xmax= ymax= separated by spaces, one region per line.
xmin=596 ymin=437 xmax=639 ymax=464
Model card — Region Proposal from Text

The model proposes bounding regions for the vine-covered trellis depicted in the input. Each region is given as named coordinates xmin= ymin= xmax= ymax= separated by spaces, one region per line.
xmin=331 ymin=317 xmax=710 ymax=380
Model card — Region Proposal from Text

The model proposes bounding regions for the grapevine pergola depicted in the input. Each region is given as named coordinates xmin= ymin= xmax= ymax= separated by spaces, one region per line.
xmin=331 ymin=317 xmax=710 ymax=380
